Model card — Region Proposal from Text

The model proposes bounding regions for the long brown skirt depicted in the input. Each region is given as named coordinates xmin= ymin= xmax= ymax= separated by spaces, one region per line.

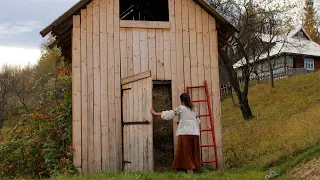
xmin=172 ymin=135 xmax=201 ymax=171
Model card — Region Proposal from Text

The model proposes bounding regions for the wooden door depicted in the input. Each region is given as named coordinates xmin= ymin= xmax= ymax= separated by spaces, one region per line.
xmin=121 ymin=71 xmax=153 ymax=172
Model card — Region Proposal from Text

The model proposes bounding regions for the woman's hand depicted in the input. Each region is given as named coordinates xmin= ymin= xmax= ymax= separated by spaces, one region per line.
xmin=150 ymin=109 xmax=156 ymax=115
xmin=150 ymin=109 xmax=162 ymax=116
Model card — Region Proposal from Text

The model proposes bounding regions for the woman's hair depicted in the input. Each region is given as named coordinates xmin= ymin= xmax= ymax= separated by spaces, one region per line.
xmin=180 ymin=93 xmax=194 ymax=110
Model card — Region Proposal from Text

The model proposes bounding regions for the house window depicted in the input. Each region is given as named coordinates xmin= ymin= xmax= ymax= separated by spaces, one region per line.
xmin=286 ymin=56 xmax=293 ymax=68
xmin=298 ymin=31 xmax=304 ymax=38
xmin=120 ymin=0 xmax=169 ymax=21
xmin=304 ymin=58 xmax=315 ymax=70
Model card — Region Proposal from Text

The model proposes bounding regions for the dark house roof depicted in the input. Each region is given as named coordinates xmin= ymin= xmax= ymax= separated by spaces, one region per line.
xmin=40 ymin=0 xmax=239 ymax=60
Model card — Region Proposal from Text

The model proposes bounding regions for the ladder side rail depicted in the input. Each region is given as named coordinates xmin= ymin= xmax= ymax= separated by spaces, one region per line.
xmin=204 ymin=80 xmax=219 ymax=170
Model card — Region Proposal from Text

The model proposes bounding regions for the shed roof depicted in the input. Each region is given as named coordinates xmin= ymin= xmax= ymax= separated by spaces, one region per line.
xmin=233 ymin=28 xmax=320 ymax=69
xmin=40 ymin=0 xmax=239 ymax=60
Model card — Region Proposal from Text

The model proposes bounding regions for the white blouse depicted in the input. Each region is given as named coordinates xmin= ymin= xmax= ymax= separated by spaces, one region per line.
xmin=161 ymin=105 xmax=200 ymax=136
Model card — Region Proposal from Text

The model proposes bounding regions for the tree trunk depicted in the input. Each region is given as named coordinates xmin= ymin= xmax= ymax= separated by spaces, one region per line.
xmin=239 ymin=98 xmax=254 ymax=119
xmin=230 ymin=87 xmax=237 ymax=107
xmin=270 ymin=67 xmax=275 ymax=88
xmin=22 ymin=102 xmax=28 ymax=112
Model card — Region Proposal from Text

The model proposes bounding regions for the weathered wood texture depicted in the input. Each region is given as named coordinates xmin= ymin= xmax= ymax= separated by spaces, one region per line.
xmin=72 ymin=15 xmax=82 ymax=170
xmin=122 ymin=76 xmax=153 ymax=172
xmin=71 ymin=0 xmax=223 ymax=172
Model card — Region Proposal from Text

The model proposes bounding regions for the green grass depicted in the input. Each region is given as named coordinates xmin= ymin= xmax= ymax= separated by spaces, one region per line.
xmin=54 ymin=72 xmax=320 ymax=179
xmin=51 ymin=142 xmax=320 ymax=180
xmin=53 ymin=171 xmax=268 ymax=180
xmin=222 ymin=71 xmax=320 ymax=169
xmin=5 ymin=72 xmax=320 ymax=179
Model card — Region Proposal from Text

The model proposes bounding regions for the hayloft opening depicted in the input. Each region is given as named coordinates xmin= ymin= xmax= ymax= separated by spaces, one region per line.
xmin=152 ymin=81 xmax=174 ymax=171
xmin=120 ymin=0 xmax=169 ymax=21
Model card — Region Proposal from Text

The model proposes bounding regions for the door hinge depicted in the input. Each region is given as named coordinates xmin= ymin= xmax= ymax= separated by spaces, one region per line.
xmin=123 ymin=160 xmax=132 ymax=164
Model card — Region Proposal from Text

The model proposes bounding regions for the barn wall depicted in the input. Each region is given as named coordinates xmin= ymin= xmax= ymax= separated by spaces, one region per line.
xmin=72 ymin=0 xmax=223 ymax=172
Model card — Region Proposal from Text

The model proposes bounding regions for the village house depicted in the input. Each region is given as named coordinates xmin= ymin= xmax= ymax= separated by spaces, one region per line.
xmin=40 ymin=0 xmax=238 ymax=173
xmin=234 ymin=28 xmax=320 ymax=79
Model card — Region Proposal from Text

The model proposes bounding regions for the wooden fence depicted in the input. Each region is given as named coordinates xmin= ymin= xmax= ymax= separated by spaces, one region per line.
xmin=219 ymin=68 xmax=311 ymax=100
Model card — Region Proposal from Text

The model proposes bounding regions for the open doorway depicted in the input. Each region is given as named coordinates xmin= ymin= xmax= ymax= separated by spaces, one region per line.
xmin=152 ymin=81 xmax=174 ymax=172
xmin=120 ymin=0 xmax=169 ymax=21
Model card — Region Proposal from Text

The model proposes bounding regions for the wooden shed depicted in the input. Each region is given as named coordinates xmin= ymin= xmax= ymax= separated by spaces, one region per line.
xmin=40 ymin=0 xmax=238 ymax=173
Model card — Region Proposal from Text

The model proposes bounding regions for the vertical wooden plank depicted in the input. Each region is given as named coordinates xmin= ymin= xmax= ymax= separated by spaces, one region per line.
xmin=156 ymin=29 xmax=164 ymax=80
xmin=114 ymin=0 xmax=122 ymax=171
xmin=127 ymin=28 xmax=134 ymax=76
xmin=80 ymin=9 xmax=88 ymax=173
xmin=72 ymin=15 xmax=82 ymax=170
xmin=142 ymin=78 xmax=147 ymax=171
xmin=188 ymin=0 xmax=198 ymax=113
xmin=140 ymin=29 xmax=149 ymax=73
xmin=169 ymin=0 xmax=178 ymax=148
xmin=122 ymin=86 xmax=128 ymax=171
xmin=206 ymin=10 xmax=215 ymax=166
xmin=128 ymin=83 xmax=134 ymax=171
xmin=163 ymin=30 xmax=171 ymax=80
xmin=100 ymin=0 xmax=109 ymax=171
xmin=209 ymin=17 xmax=224 ymax=169
xmin=107 ymin=0 xmax=116 ymax=172
xmin=146 ymin=77 xmax=153 ymax=171
xmin=147 ymin=29 xmax=156 ymax=79
xmin=120 ymin=28 xmax=128 ymax=78
xmin=133 ymin=28 xmax=141 ymax=75
xmin=202 ymin=8 xmax=211 ymax=162
xmin=174 ymin=0 xmax=184 ymax=150
xmin=197 ymin=7 xmax=208 ymax=161
xmin=137 ymin=79 xmax=143 ymax=171
xmin=133 ymin=81 xmax=139 ymax=172
xmin=86 ymin=3 xmax=94 ymax=172
xmin=182 ymin=0 xmax=191 ymax=88
xmin=92 ymin=0 xmax=101 ymax=171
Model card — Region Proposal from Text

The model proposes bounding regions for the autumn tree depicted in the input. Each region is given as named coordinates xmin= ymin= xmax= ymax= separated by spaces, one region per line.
xmin=6 ymin=65 xmax=34 ymax=112
xmin=304 ymin=0 xmax=320 ymax=43
xmin=0 ymin=67 xmax=10 ymax=129
xmin=209 ymin=0 xmax=295 ymax=119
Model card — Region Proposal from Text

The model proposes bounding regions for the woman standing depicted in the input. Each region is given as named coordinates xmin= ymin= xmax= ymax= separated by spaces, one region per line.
xmin=150 ymin=93 xmax=201 ymax=174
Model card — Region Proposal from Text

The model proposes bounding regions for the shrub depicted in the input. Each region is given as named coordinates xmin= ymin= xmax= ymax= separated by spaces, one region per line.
xmin=0 ymin=65 xmax=77 ymax=178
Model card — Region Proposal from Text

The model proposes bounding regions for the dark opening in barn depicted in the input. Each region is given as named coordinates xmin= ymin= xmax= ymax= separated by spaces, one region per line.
xmin=120 ymin=0 xmax=169 ymax=21
xmin=152 ymin=82 xmax=174 ymax=171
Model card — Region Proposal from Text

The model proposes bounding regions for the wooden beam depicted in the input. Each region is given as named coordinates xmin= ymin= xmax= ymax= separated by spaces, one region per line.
xmin=72 ymin=14 xmax=82 ymax=170
xmin=48 ymin=40 xmax=58 ymax=49
xmin=120 ymin=20 xmax=170 ymax=29
xmin=92 ymin=0 xmax=101 ymax=171
xmin=121 ymin=71 xmax=151 ymax=85
xmin=80 ymin=8 xmax=88 ymax=173
xmin=40 ymin=0 xmax=93 ymax=37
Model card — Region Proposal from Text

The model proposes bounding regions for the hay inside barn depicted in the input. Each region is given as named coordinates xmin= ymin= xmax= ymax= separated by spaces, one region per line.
xmin=152 ymin=83 xmax=174 ymax=172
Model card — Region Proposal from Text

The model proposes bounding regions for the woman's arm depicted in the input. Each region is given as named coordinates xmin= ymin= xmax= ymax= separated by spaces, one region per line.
xmin=150 ymin=109 xmax=162 ymax=116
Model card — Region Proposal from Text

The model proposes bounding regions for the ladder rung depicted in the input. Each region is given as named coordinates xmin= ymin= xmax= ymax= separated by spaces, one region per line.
xmin=201 ymin=128 xmax=212 ymax=132
xmin=201 ymin=160 xmax=217 ymax=164
xmin=199 ymin=114 xmax=210 ymax=117
xmin=192 ymin=100 xmax=207 ymax=103
xmin=200 ymin=144 xmax=216 ymax=148
xmin=187 ymin=86 xmax=205 ymax=89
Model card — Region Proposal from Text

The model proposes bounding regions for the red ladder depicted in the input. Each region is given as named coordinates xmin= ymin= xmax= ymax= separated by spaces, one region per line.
xmin=186 ymin=80 xmax=219 ymax=170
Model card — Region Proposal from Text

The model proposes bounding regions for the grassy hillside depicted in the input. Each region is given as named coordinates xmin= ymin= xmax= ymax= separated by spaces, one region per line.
xmin=222 ymin=71 xmax=320 ymax=170
xmin=2 ymin=71 xmax=320 ymax=179
xmin=52 ymin=71 xmax=320 ymax=180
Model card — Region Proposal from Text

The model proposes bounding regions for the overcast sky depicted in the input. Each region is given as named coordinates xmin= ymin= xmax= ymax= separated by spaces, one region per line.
xmin=0 ymin=0 xmax=319 ymax=67
xmin=0 ymin=0 xmax=78 ymax=67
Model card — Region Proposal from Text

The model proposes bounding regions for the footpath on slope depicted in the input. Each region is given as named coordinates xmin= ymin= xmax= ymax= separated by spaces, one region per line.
xmin=291 ymin=158 xmax=320 ymax=180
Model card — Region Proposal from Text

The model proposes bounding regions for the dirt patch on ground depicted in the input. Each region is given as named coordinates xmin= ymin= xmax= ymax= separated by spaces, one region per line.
xmin=291 ymin=158 xmax=320 ymax=180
